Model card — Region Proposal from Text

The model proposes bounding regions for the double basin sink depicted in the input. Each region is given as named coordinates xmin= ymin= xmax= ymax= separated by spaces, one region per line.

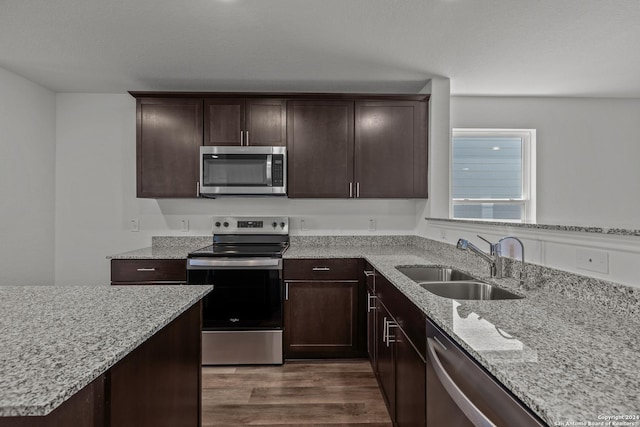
xmin=396 ymin=266 xmax=523 ymax=300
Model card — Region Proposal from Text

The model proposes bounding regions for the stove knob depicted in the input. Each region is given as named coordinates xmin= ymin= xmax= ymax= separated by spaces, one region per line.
xmin=215 ymin=222 xmax=221 ymax=227
xmin=280 ymin=222 xmax=286 ymax=228
xmin=223 ymin=222 xmax=229 ymax=227
xmin=272 ymin=222 xmax=277 ymax=228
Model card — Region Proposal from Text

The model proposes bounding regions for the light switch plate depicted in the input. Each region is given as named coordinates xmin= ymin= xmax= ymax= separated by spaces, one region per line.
xmin=368 ymin=219 xmax=376 ymax=231
xmin=130 ymin=219 xmax=139 ymax=232
xmin=181 ymin=219 xmax=189 ymax=232
xmin=576 ymin=248 xmax=609 ymax=274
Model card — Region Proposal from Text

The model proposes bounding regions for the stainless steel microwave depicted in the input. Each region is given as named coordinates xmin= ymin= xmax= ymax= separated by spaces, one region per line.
xmin=199 ymin=146 xmax=286 ymax=196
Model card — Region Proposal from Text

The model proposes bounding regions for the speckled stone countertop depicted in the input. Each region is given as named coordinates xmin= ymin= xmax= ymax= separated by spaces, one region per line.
xmin=0 ymin=285 xmax=212 ymax=417
xmin=107 ymin=236 xmax=211 ymax=259
xmin=284 ymin=242 xmax=640 ymax=426
xmin=426 ymin=217 xmax=640 ymax=237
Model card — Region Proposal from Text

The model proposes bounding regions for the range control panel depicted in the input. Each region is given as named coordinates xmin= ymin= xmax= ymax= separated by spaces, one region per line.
xmin=212 ymin=216 xmax=289 ymax=235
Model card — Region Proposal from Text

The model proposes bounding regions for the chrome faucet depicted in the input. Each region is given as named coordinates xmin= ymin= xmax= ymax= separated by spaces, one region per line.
xmin=456 ymin=235 xmax=502 ymax=278
xmin=498 ymin=236 xmax=527 ymax=287
xmin=456 ymin=235 xmax=527 ymax=286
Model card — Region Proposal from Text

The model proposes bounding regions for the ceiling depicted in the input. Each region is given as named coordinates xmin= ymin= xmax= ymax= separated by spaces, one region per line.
xmin=1 ymin=0 xmax=639 ymax=96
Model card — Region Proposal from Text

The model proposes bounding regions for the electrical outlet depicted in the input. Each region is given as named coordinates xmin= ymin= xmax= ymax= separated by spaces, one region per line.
xmin=300 ymin=219 xmax=307 ymax=231
xmin=439 ymin=229 xmax=447 ymax=240
xmin=130 ymin=219 xmax=139 ymax=232
xmin=368 ymin=219 xmax=376 ymax=231
xmin=181 ymin=219 xmax=189 ymax=232
xmin=576 ymin=249 xmax=609 ymax=274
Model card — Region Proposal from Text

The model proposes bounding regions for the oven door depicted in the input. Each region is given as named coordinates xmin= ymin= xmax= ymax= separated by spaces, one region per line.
xmin=187 ymin=258 xmax=283 ymax=330
xmin=200 ymin=146 xmax=286 ymax=195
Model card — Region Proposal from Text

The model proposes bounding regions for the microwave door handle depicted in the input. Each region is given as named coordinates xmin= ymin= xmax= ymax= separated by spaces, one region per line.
xmin=266 ymin=154 xmax=273 ymax=186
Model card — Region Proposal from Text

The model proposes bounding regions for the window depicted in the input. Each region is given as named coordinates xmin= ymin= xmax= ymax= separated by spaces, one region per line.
xmin=451 ymin=129 xmax=536 ymax=223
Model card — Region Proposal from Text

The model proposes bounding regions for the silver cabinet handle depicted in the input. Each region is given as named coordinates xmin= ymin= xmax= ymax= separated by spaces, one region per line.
xmin=240 ymin=131 xmax=244 ymax=146
xmin=427 ymin=338 xmax=497 ymax=427
xmin=285 ymin=282 xmax=289 ymax=300
xmin=382 ymin=316 xmax=389 ymax=343
xmin=367 ymin=293 xmax=377 ymax=312
xmin=349 ymin=182 xmax=353 ymax=198
xmin=364 ymin=270 xmax=375 ymax=277
xmin=356 ymin=182 xmax=360 ymax=198
xmin=136 ymin=268 xmax=156 ymax=272
xmin=246 ymin=131 xmax=249 ymax=146
xmin=196 ymin=181 xmax=200 ymax=197
xmin=312 ymin=267 xmax=331 ymax=271
xmin=386 ymin=319 xmax=398 ymax=346
xmin=383 ymin=317 xmax=398 ymax=346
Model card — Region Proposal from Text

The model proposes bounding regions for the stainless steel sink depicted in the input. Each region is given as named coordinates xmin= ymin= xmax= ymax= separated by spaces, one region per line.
xmin=396 ymin=266 xmax=476 ymax=282
xmin=395 ymin=265 xmax=523 ymax=300
xmin=419 ymin=281 xmax=523 ymax=300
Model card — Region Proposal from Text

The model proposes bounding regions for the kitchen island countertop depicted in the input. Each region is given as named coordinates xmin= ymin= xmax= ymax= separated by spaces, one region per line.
xmin=0 ymin=285 xmax=212 ymax=417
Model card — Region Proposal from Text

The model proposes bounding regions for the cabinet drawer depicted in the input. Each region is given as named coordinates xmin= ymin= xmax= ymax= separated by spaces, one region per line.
xmin=284 ymin=258 xmax=360 ymax=281
xmin=111 ymin=259 xmax=186 ymax=284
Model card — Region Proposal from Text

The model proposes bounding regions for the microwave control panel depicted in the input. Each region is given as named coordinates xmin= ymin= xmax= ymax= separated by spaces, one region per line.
xmin=272 ymin=155 xmax=284 ymax=186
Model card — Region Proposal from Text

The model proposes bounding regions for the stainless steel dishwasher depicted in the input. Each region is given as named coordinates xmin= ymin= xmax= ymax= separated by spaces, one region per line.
xmin=426 ymin=319 xmax=546 ymax=427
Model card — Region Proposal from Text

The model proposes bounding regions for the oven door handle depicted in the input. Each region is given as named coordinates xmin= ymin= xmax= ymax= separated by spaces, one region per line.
xmin=187 ymin=258 xmax=282 ymax=270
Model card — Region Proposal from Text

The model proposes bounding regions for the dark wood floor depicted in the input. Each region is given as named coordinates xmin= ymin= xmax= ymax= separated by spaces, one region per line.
xmin=202 ymin=360 xmax=392 ymax=426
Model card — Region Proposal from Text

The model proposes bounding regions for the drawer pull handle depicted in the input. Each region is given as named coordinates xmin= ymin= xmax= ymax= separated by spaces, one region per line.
xmin=427 ymin=338 xmax=496 ymax=427
xmin=367 ymin=293 xmax=377 ymax=312
xmin=364 ymin=270 xmax=375 ymax=277
xmin=312 ymin=267 xmax=331 ymax=271
xmin=136 ymin=268 xmax=156 ymax=272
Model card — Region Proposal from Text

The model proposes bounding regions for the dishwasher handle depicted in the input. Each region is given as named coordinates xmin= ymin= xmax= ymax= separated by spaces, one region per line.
xmin=427 ymin=337 xmax=497 ymax=427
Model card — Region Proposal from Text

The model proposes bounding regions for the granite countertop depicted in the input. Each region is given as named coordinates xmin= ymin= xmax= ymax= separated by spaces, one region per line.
xmin=0 ymin=285 xmax=212 ymax=417
xmin=284 ymin=244 xmax=640 ymax=426
xmin=107 ymin=236 xmax=211 ymax=260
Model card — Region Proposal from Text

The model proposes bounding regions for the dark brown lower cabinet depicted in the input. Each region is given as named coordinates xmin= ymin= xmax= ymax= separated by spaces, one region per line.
xmin=376 ymin=301 xmax=396 ymax=421
xmin=395 ymin=327 xmax=426 ymax=427
xmin=284 ymin=280 xmax=362 ymax=358
xmin=363 ymin=263 xmax=377 ymax=369
xmin=110 ymin=302 xmax=202 ymax=427
xmin=0 ymin=303 xmax=202 ymax=427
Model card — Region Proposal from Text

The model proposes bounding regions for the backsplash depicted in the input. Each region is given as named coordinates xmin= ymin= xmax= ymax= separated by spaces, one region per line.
xmin=151 ymin=236 xmax=211 ymax=249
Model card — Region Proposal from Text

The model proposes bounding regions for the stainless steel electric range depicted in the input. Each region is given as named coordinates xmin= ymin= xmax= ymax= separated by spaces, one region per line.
xmin=187 ymin=216 xmax=289 ymax=365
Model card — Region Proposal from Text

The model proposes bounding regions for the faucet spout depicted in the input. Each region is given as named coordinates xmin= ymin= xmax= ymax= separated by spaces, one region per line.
xmin=498 ymin=236 xmax=527 ymax=287
xmin=456 ymin=238 xmax=500 ymax=277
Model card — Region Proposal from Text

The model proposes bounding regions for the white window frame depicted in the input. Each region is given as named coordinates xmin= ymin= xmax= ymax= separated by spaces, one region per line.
xmin=450 ymin=128 xmax=536 ymax=223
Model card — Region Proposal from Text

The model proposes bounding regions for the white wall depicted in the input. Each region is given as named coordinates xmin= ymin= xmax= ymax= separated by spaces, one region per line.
xmin=0 ymin=67 xmax=56 ymax=285
xmin=450 ymin=96 xmax=640 ymax=228
xmin=419 ymin=96 xmax=640 ymax=288
xmin=54 ymin=94 xmax=418 ymax=285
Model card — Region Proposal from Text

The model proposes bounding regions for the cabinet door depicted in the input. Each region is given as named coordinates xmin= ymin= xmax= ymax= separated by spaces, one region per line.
xmin=245 ymin=99 xmax=286 ymax=146
xmin=284 ymin=280 xmax=359 ymax=358
xmin=395 ymin=327 xmax=426 ymax=427
xmin=364 ymin=264 xmax=377 ymax=369
xmin=287 ymin=100 xmax=354 ymax=198
xmin=354 ymin=101 xmax=427 ymax=198
xmin=204 ymin=99 xmax=244 ymax=146
xmin=137 ymin=98 xmax=203 ymax=198
xmin=376 ymin=301 xmax=395 ymax=421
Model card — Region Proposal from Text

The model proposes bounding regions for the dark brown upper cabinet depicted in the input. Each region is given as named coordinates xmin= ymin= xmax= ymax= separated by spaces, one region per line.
xmin=204 ymin=98 xmax=286 ymax=147
xmin=287 ymin=99 xmax=428 ymax=199
xmin=355 ymin=101 xmax=428 ymax=198
xmin=136 ymin=98 xmax=203 ymax=198
xmin=287 ymin=100 xmax=354 ymax=198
